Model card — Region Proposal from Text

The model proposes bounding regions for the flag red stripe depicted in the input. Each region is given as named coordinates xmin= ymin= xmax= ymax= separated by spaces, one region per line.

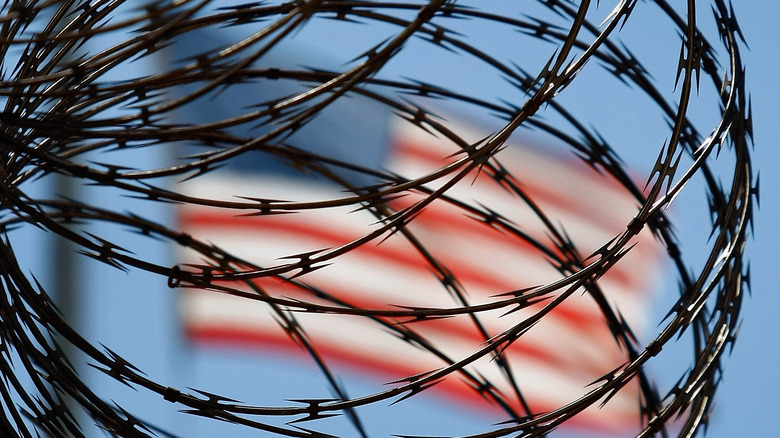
xmin=184 ymin=272 xmax=623 ymax=374
xmin=179 ymin=208 xmax=648 ymax=330
xmin=186 ymin=326 xmax=637 ymax=433
xmin=183 ymin=294 xmax=639 ymax=434
xmin=391 ymin=135 xmax=639 ymax=231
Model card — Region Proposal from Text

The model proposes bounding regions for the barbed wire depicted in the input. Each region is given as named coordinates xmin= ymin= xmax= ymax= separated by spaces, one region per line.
xmin=0 ymin=0 xmax=754 ymax=437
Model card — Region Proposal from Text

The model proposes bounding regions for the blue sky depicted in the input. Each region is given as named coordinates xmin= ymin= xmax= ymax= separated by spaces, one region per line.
xmin=10 ymin=1 xmax=778 ymax=437
xmin=694 ymin=3 xmax=779 ymax=436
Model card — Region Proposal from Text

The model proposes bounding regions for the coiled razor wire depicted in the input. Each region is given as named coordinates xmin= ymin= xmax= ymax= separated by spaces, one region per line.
xmin=0 ymin=0 xmax=755 ymax=437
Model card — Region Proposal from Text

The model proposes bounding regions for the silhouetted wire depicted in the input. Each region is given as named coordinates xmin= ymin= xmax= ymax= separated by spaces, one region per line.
xmin=0 ymin=0 xmax=754 ymax=437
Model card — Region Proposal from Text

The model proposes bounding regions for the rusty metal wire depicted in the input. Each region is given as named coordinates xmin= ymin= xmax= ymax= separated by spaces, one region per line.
xmin=0 ymin=0 xmax=754 ymax=437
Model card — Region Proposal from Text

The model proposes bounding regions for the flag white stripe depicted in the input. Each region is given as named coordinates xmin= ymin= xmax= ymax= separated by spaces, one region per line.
xmin=178 ymin=224 xmax=628 ymax=364
xmin=178 ymin=118 xmax=663 ymax=432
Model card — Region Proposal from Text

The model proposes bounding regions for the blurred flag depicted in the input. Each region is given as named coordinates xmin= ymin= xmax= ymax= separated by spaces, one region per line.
xmin=176 ymin=112 xmax=664 ymax=434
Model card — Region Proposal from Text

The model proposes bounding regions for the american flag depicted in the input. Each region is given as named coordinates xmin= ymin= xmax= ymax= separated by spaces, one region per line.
xmin=177 ymin=116 xmax=664 ymax=434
